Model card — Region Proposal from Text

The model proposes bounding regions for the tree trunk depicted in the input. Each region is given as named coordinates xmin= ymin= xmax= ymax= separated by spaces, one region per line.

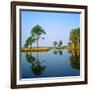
xmin=37 ymin=38 xmax=39 ymax=48
xmin=30 ymin=45 xmax=32 ymax=48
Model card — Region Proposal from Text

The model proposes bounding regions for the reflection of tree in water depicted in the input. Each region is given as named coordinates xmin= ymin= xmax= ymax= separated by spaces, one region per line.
xmin=25 ymin=52 xmax=46 ymax=75
xmin=69 ymin=50 xmax=80 ymax=70
xmin=53 ymin=49 xmax=63 ymax=55
xmin=59 ymin=50 xmax=63 ymax=55
xmin=32 ymin=61 xmax=46 ymax=75
xmin=26 ymin=53 xmax=36 ymax=64
xmin=53 ymin=50 xmax=58 ymax=55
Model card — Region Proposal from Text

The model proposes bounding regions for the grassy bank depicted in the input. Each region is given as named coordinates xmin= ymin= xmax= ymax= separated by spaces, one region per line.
xmin=21 ymin=47 xmax=49 ymax=52
xmin=62 ymin=46 xmax=80 ymax=50
xmin=21 ymin=46 xmax=79 ymax=52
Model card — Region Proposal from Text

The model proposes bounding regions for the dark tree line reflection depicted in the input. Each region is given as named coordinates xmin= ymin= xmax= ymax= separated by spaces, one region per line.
xmin=24 ymin=50 xmax=80 ymax=76
xmin=69 ymin=50 xmax=80 ymax=70
xmin=53 ymin=49 xmax=63 ymax=55
xmin=53 ymin=49 xmax=80 ymax=70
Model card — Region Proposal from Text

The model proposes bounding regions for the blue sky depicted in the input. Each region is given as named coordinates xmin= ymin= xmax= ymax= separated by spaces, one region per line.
xmin=21 ymin=10 xmax=80 ymax=47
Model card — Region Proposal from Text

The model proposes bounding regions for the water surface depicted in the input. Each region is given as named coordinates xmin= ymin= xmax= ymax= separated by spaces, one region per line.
xmin=20 ymin=50 xmax=80 ymax=79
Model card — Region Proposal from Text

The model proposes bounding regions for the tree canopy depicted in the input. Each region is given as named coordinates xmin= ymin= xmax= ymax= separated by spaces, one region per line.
xmin=69 ymin=27 xmax=80 ymax=49
xmin=31 ymin=25 xmax=46 ymax=48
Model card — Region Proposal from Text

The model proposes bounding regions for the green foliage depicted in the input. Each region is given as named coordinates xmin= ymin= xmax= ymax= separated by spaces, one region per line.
xmin=53 ymin=40 xmax=63 ymax=48
xmin=31 ymin=25 xmax=46 ymax=48
xmin=24 ymin=25 xmax=46 ymax=48
xmin=69 ymin=27 xmax=80 ymax=49
xmin=53 ymin=41 xmax=58 ymax=47
xmin=24 ymin=36 xmax=36 ymax=48
xmin=58 ymin=40 xmax=62 ymax=47
xmin=31 ymin=25 xmax=46 ymax=37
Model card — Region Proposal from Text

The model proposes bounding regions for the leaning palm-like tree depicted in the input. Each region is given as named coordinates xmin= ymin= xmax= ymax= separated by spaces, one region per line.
xmin=31 ymin=25 xmax=46 ymax=48
xmin=24 ymin=35 xmax=36 ymax=48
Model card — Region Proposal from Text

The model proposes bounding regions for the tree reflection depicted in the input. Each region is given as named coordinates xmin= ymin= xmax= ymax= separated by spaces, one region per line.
xmin=59 ymin=50 xmax=63 ymax=55
xmin=53 ymin=49 xmax=58 ymax=55
xmin=69 ymin=50 xmax=80 ymax=70
xmin=53 ymin=49 xmax=63 ymax=55
xmin=25 ymin=52 xmax=46 ymax=75
xmin=32 ymin=63 xmax=46 ymax=75
xmin=25 ymin=53 xmax=35 ymax=64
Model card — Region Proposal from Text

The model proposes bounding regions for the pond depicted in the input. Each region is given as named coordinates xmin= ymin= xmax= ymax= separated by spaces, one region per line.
xmin=20 ymin=49 xmax=80 ymax=79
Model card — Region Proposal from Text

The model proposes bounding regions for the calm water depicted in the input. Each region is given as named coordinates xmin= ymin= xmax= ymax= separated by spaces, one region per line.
xmin=20 ymin=50 xmax=80 ymax=79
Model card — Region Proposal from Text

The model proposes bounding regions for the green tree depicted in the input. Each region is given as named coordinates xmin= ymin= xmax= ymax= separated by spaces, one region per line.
xmin=58 ymin=40 xmax=62 ymax=47
xmin=53 ymin=41 xmax=58 ymax=47
xmin=69 ymin=27 xmax=80 ymax=49
xmin=31 ymin=25 xmax=46 ymax=48
xmin=24 ymin=35 xmax=36 ymax=48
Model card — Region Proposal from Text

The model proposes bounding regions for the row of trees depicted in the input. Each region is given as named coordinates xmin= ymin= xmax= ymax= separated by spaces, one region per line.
xmin=24 ymin=25 xmax=46 ymax=48
xmin=68 ymin=27 xmax=80 ymax=49
xmin=53 ymin=41 xmax=62 ymax=47
xmin=24 ymin=25 xmax=80 ymax=50
xmin=53 ymin=27 xmax=80 ymax=50
xmin=24 ymin=24 xmax=63 ymax=49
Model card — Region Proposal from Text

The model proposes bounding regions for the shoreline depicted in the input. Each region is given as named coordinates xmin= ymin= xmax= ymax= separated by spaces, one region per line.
xmin=21 ymin=47 xmax=79 ymax=52
xmin=21 ymin=47 xmax=49 ymax=52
